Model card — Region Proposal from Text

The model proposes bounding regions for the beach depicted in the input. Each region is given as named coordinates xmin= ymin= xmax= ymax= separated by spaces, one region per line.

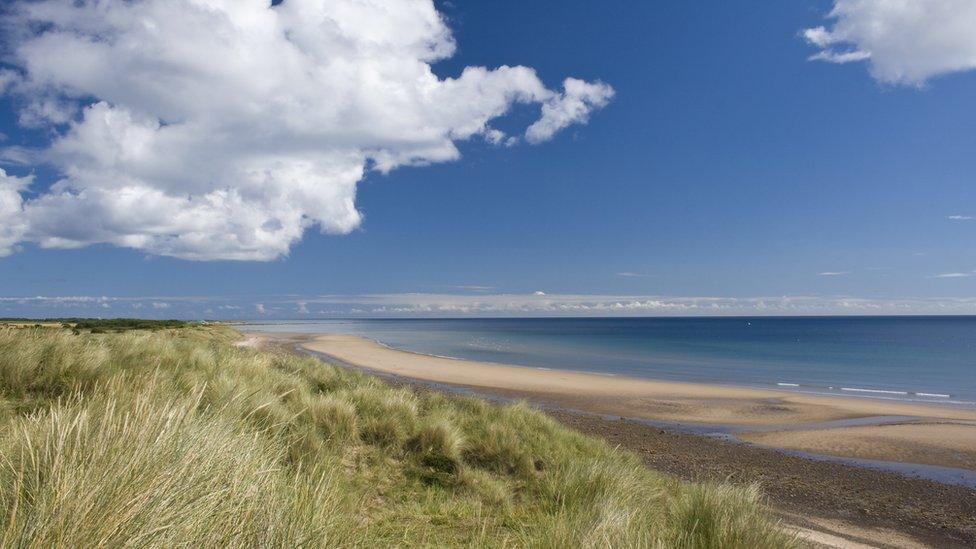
xmin=265 ymin=332 xmax=976 ymax=472
xmin=249 ymin=330 xmax=976 ymax=546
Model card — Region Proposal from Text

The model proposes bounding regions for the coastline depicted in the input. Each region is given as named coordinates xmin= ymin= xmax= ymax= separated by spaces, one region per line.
xmin=249 ymin=331 xmax=976 ymax=473
xmin=246 ymin=330 xmax=976 ymax=547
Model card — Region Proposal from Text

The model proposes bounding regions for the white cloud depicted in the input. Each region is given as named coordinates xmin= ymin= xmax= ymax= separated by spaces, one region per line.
xmin=451 ymin=285 xmax=494 ymax=292
xmin=0 ymin=296 xmax=110 ymax=305
xmin=948 ymin=215 xmax=974 ymax=220
xmin=932 ymin=272 xmax=975 ymax=278
xmin=804 ymin=0 xmax=976 ymax=85
xmin=0 ymin=169 xmax=32 ymax=256
xmin=6 ymin=292 xmax=976 ymax=317
xmin=0 ymin=0 xmax=612 ymax=261
xmin=617 ymin=272 xmax=650 ymax=278
xmin=484 ymin=129 xmax=503 ymax=144
xmin=526 ymin=78 xmax=615 ymax=144
xmin=818 ymin=271 xmax=851 ymax=276
xmin=151 ymin=302 xmax=170 ymax=309
xmin=533 ymin=291 xmax=547 ymax=296
xmin=296 ymin=301 xmax=309 ymax=314
xmin=277 ymin=293 xmax=976 ymax=316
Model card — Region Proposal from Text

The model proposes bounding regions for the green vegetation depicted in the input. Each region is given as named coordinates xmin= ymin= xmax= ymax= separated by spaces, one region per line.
xmin=0 ymin=318 xmax=190 ymax=332
xmin=70 ymin=318 xmax=190 ymax=332
xmin=0 ymin=327 xmax=798 ymax=547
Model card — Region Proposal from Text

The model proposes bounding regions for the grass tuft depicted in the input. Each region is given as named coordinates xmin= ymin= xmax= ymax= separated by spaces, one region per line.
xmin=308 ymin=394 xmax=359 ymax=442
xmin=408 ymin=415 xmax=464 ymax=484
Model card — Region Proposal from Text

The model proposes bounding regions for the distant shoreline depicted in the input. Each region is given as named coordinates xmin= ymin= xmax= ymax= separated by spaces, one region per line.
xmin=237 ymin=317 xmax=976 ymax=407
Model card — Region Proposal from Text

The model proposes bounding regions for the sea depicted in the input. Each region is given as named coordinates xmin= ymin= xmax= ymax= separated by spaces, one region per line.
xmin=241 ymin=317 xmax=976 ymax=407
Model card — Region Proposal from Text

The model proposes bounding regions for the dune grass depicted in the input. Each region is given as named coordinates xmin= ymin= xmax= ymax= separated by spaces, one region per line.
xmin=0 ymin=327 xmax=799 ymax=547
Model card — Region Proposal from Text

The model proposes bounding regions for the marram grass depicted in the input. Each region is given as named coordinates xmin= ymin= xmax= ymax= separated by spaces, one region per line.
xmin=0 ymin=327 xmax=799 ymax=547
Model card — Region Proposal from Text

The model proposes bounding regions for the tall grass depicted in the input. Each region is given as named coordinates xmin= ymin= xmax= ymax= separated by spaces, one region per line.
xmin=0 ymin=327 xmax=798 ymax=547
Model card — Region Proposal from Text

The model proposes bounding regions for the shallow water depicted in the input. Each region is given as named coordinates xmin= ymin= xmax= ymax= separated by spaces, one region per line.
xmin=242 ymin=317 xmax=976 ymax=407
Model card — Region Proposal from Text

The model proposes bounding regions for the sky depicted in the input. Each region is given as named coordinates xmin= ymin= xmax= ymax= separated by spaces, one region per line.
xmin=2 ymin=0 xmax=976 ymax=319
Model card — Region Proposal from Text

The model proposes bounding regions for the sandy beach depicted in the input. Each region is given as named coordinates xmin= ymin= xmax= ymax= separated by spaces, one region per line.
xmin=258 ymin=331 xmax=976 ymax=472
xmin=247 ymin=330 xmax=976 ymax=546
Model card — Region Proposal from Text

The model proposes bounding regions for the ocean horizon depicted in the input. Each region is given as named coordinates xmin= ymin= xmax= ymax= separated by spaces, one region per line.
xmin=241 ymin=316 xmax=976 ymax=407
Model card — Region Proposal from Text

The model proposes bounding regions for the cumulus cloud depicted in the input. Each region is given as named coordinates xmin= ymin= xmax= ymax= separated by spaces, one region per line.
xmin=804 ymin=0 xmax=976 ymax=85
xmin=525 ymin=78 xmax=614 ymax=143
xmin=0 ymin=0 xmax=612 ymax=261
xmin=948 ymin=215 xmax=974 ymax=220
xmin=0 ymin=169 xmax=32 ymax=256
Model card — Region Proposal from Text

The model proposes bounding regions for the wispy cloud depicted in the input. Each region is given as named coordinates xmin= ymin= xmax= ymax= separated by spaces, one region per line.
xmin=450 ymin=285 xmax=494 ymax=292
xmin=289 ymin=293 xmax=976 ymax=317
xmin=949 ymin=215 xmax=974 ymax=221
xmin=818 ymin=271 xmax=850 ymax=276
xmin=931 ymin=272 xmax=975 ymax=279
xmin=7 ymin=293 xmax=976 ymax=318
xmin=617 ymin=272 xmax=652 ymax=278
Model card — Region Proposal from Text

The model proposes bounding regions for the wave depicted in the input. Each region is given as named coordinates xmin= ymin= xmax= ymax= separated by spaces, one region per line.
xmin=774 ymin=382 xmax=968 ymax=405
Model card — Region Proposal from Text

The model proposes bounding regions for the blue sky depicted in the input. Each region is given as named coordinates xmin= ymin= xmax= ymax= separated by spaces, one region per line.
xmin=2 ymin=0 xmax=976 ymax=318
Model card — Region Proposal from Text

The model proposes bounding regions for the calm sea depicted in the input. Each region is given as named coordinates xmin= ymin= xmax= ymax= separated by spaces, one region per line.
xmin=241 ymin=317 xmax=976 ymax=406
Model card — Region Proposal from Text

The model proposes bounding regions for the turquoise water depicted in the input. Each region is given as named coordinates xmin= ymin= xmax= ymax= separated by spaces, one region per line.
xmin=242 ymin=317 xmax=976 ymax=406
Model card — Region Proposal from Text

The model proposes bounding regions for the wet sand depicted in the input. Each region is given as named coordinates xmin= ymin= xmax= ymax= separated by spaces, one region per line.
xmin=740 ymin=423 xmax=976 ymax=471
xmin=550 ymin=410 xmax=976 ymax=548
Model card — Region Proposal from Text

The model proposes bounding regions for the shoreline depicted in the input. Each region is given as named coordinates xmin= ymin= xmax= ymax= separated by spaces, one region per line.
xmin=249 ymin=331 xmax=976 ymax=474
xmin=309 ymin=345 xmax=976 ymax=489
xmin=246 ymin=330 xmax=976 ymax=547
xmin=358 ymin=334 xmax=976 ymax=408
